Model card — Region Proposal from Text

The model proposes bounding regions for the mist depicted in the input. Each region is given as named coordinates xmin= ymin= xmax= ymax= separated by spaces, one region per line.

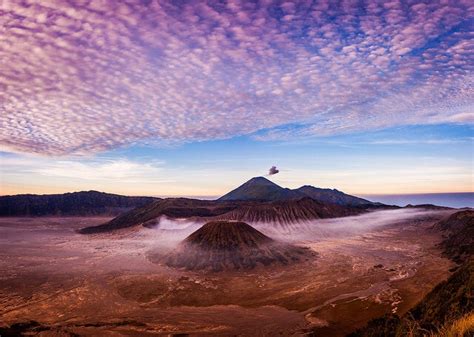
xmin=256 ymin=208 xmax=446 ymax=242
xmin=143 ymin=208 xmax=447 ymax=247
xmin=73 ymin=209 xmax=447 ymax=268
xmin=144 ymin=216 xmax=204 ymax=248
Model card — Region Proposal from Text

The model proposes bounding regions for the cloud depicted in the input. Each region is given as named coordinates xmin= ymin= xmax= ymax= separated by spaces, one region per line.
xmin=0 ymin=0 xmax=473 ymax=155
xmin=0 ymin=156 xmax=167 ymax=184
xmin=259 ymin=208 xmax=442 ymax=239
xmin=446 ymin=112 xmax=474 ymax=124
xmin=268 ymin=166 xmax=279 ymax=175
xmin=32 ymin=159 xmax=166 ymax=183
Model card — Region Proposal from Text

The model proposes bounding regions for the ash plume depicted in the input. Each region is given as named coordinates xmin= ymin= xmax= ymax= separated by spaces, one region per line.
xmin=268 ymin=166 xmax=279 ymax=175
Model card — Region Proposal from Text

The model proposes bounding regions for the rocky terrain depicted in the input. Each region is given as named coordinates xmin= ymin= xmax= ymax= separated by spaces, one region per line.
xmin=0 ymin=208 xmax=457 ymax=336
xmin=0 ymin=180 xmax=467 ymax=336
xmin=348 ymin=210 xmax=474 ymax=337
xmin=435 ymin=210 xmax=474 ymax=264
xmin=209 ymin=197 xmax=364 ymax=227
xmin=295 ymin=185 xmax=375 ymax=206
xmin=79 ymin=197 xmax=368 ymax=234
xmin=0 ymin=191 xmax=157 ymax=216
xmin=79 ymin=177 xmax=383 ymax=234
xmin=1 ymin=177 xmax=394 ymax=235
xmin=163 ymin=221 xmax=314 ymax=271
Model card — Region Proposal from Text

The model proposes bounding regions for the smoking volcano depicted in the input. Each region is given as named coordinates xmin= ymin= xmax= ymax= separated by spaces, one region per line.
xmin=164 ymin=221 xmax=314 ymax=272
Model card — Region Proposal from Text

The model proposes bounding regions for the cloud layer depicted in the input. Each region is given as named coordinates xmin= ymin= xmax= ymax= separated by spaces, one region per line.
xmin=1 ymin=156 xmax=166 ymax=183
xmin=1 ymin=0 xmax=473 ymax=155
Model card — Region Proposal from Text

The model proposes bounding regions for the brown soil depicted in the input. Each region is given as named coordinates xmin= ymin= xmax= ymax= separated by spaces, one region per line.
xmin=0 ymin=210 xmax=455 ymax=336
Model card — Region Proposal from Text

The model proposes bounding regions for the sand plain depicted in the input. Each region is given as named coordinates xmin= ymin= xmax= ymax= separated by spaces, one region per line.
xmin=0 ymin=209 xmax=455 ymax=336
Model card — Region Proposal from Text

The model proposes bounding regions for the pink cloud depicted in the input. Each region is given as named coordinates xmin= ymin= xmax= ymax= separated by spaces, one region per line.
xmin=0 ymin=0 xmax=472 ymax=155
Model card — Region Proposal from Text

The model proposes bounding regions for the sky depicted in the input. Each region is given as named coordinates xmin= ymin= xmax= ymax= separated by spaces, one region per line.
xmin=0 ymin=0 xmax=473 ymax=197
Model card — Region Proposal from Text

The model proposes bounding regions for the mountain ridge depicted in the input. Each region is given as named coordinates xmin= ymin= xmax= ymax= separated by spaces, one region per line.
xmin=209 ymin=197 xmax=363 ymax=225
xmin=0 ymin=177 xmax=378 ymax=219
xmin=79 ymin=177 xmax=392 ymax=233
xmin=219 ymin=176 xmax=376 ymax=206
xmin=435 ymin=210 xmax=474 ymax=264
xmin=79 ymin=196 xmax=370 ymax=234
xmin=218 ymin=176 xmax=304 ymax=202
xmin=348 ymin=210 xmax=474 ymax=337
xmin=0 ymin=191 xmax=157 ymax=216
xmin=295 ymin=185 xmax=374 ymax=206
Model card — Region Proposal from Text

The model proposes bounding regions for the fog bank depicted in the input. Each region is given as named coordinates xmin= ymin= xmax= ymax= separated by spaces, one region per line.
xmin=147 ymin=208 xmax=449 ymax=246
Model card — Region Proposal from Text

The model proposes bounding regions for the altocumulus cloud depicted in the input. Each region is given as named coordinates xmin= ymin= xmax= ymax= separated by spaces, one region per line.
xmin=0 ymin=0 xmax=473 ymax=155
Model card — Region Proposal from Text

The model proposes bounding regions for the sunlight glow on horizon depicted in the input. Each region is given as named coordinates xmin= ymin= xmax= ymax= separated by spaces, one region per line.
xmin=2 ymin=130 xmax=472 ymax=196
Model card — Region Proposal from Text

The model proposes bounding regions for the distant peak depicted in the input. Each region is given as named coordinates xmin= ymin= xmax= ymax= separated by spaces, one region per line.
xmin=218 ymin=176 xmax=292 ymax=201
xmin=249 ymin=176 xmax=269 ymax=181
xmin=246 ymin=176 xmax=275 ymax=184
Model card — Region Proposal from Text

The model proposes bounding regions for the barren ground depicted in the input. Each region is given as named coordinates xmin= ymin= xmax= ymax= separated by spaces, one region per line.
xmin=0 ymin=209 xmax=455 ymax=336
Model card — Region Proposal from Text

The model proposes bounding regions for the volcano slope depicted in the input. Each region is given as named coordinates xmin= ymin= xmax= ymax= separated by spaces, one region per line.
xmin=79 ymin=197 xmax=366 ymax=234
xmin=0 ymin=191 xmax=157 ymax=216
xmin=348 ymin=210 xmax=474 ymax=337
xmin=435 ymin=209 xmax=474 ymax=263
xmin=163 ymin=221 xmax=314 ymax=272
xmin=78 ymin=176 xmax=383 ymax=234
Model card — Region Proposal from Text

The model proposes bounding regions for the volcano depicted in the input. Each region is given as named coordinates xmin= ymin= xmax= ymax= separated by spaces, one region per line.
xmin=210 ymin=197 xmax=361 ymax=226
xmin=218 ymin=176 xmax=376 ymax=206
xmin=79 ymin=177 xmax=384 ymax=234
xmin=164 ymin=221 xmax=314 ymax=272
xmin=295 ymin=185 xmax=373 ymax=206
xmin=218 ymin=176 xmax=303 ymax=201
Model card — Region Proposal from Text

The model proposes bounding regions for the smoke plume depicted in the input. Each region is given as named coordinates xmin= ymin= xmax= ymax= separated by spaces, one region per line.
xmin=268 ymin=166 xmax=279 ymax=175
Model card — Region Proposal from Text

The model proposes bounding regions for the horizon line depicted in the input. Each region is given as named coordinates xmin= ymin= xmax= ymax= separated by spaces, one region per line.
xmin=1 ymin=190 xmax=473 ymax=198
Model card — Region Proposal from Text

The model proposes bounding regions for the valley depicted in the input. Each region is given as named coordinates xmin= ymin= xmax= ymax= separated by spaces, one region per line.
xmin=0 ymin=209 xmax=456 ymax=336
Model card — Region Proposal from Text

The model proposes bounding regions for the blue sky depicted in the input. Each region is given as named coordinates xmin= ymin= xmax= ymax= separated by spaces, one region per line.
xmin=0 ymin=1 xmax=473 ymax=196
xmin=2 ymin=123 xmax=472 ymax=197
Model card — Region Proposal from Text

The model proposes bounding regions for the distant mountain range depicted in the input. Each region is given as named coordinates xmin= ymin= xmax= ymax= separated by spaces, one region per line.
xmin=0 ymin=191 xmax=157 ymax=216
xmin=79 ymin=177 xmax=389 ymax=233
xmin=219 ymin=176 xmax=374 ymax=206
xmin=0 ymin=177 xmax=379 ymax=219
xmin=80 ymin=195 xmax=368 ymax=234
